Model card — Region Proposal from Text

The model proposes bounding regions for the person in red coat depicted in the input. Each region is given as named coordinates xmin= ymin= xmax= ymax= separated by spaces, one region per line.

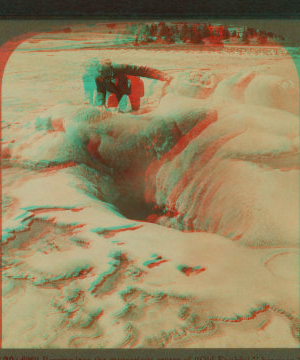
xmin=82 ymin=58 xmax=173 ymax=111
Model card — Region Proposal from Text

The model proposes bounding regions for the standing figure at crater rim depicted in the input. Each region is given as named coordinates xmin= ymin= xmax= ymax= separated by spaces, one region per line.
xmin=82 ymin=58 xmax=173 ymax=112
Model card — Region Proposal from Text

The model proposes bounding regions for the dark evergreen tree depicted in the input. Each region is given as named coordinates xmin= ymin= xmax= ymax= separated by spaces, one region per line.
xmin=242 ymin=30 xmax=249 ymax=43
xmin=247 ymin=27 xmax=255 ymax=37
xmin=180 ymin=23 xmax=189 ymax=41
xmin=207 ymin=24 xmax=213 ymax=36
xmin=223 ymin=26 xmax=230 ymax=40
xmin=258 ymin=34 xmax=267 ymax=44
xmin=188 ymin=25 xmax=196 ymax=43
xmin=149 ymin=23 xmax=157 ymax=37
xmin=162 ymin=24 xmax=170 ymax=40
xmin=194 ymin=26 xmax=203 ymax=44
xmin=258 ymin=29 xmax=267 ymax=37
xmin=203 ymin=24 xmax=211 ymax=38
xmin=167 ymin=29 xmax=175 ymax=43
xmin=170 ymin=25 xmax=179 ymax=42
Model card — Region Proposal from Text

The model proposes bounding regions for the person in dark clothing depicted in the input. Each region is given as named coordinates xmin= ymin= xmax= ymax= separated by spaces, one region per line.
xmin=82 ymin=58 xmax=173 ymax=111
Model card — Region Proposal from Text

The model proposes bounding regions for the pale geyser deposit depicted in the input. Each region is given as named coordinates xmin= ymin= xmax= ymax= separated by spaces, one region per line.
xmin=2 ymin=33 xmax=299 ymax=348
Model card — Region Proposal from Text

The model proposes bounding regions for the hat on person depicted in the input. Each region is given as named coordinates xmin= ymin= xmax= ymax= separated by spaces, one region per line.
xmin=99 ymin=59 xmax=114 ymax=79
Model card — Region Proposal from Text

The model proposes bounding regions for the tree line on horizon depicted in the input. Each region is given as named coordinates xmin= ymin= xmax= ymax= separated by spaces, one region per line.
xmin=124 ymin=22 xmax=285 ymax=45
